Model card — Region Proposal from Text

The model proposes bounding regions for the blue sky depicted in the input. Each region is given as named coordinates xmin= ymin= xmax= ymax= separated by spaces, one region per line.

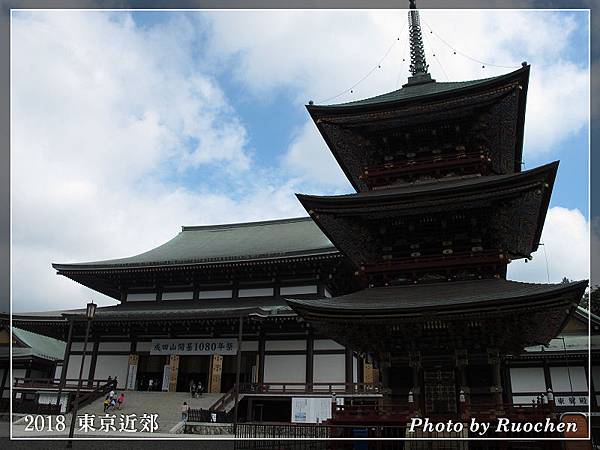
xmin=11 ymin=9 xmax=591 ymax=310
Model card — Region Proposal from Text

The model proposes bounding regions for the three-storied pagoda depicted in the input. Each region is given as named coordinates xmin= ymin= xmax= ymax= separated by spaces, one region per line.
xmin=286 ymin=1 xmax=588 ymax=416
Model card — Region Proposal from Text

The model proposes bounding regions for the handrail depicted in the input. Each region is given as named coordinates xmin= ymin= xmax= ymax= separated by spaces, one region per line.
xmin=238 ymin=382 xmax=383 ymax=395
xmin=13 ymin=377 xmax=115 ymax=389
xmin=209 ymin=386 xmax=237 ymax=411
xmin=67 ymin=379 xmax=117 ymax=413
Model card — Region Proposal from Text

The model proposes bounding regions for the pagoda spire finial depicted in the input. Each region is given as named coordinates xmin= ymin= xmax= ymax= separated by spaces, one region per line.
xmin=404 ymin=0 xmax=434 ymax=86
xmin=408 ymin=0 xmax=428 ymax=76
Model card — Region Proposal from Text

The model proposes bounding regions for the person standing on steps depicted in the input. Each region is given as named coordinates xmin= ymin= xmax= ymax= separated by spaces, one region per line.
xmin=181 ymin=402 xmax=189 ymax=422
xmin=189 ymin=380 xmax=196 ymax=398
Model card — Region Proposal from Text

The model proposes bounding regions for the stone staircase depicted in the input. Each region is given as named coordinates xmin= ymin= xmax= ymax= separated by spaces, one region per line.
xmin=76 ymin=391 xmax=222 ymax=433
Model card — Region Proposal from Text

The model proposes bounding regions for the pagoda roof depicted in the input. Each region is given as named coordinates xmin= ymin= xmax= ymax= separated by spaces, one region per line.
xmin=307 ymin=66 xmax=530 ymax=192
xmin=297 ymin=162 xmax=557 ymax=208
xmin=53 ymin=217 xmax=337 ymax=272
xmin=297 ymin=162 xmax=557 ymax=262
xmin=286 ymin=279 xmax=587 ymax=316
xmin=309 ymin=66 xmax=528 ymax=111
xmin=286 ymin=279 xmax=587 ymax=353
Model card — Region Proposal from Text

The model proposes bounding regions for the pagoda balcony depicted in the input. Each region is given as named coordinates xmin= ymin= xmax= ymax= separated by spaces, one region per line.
xmin=359 ymin=250 xmax=505 ymax=275
xmin=361 ymin=151 xmax=492 ymax=188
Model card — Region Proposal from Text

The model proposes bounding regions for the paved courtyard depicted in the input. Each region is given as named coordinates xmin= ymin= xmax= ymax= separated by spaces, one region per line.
xmin=11 ymin=391 xmax=231 ymax=439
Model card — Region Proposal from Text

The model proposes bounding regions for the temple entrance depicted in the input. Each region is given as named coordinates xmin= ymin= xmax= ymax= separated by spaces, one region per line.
xmin=176 ymin=355 xmax=210 ymax=393
xmin=423 ymin=368 xmax=457 ymax=415
xmin=389 ymin=365 xmax=413 ymax=401
xmin=136 ymin=355 xmax=166 ymax=391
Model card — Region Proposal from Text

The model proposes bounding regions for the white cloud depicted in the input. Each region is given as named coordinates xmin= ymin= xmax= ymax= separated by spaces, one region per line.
xmin=282 ymin=121 xmax=351 ymax=189
xmin=10 ymin=11 xmax=287 ymax=312
xmin=507 ymin=207 xmax=589 ymax=284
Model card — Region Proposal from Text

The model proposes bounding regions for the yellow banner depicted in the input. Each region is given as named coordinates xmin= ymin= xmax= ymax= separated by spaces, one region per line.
xmin=169 ymin=355 xmax=179 ymax=392
xmin=209 ymin=354 xmax=223 ymax=393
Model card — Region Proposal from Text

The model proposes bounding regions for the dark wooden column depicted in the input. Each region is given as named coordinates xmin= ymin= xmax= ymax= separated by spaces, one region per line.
xmin=488 ymin=349 xmax=502 ymax=406
xmin=87 ymin=339 xmax=100 ymax=386
xmin=0 ymin=367 xmax=8 ymax=399
xmin=306 ymin=331 xmax=314 ymax=389
xmin=543 ymin=356 xmax=552 ymax=389
xmin=257 ymin=331 xmax=265 ymax=384
xmin=345 ymin=347 xmax=353 ymax=387
xmin=317 ymin=281 xmax=325 ymax=296
xmin=56 ymin=319 xmax=74 ymax=407
xmin=409 ymin=351 xmax=422 ymax=414
xmin=502 ymin=363 xmax=513 ymax=405
xmin=357 ymin=355 xmax=364 ymax=386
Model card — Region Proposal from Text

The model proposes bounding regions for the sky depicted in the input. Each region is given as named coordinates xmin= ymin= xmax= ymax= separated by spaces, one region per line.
xmin=10 ymin=9 xmax=591 ymax=312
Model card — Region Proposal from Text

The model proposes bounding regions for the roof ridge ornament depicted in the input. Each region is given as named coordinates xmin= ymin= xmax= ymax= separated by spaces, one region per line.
xmin=405 ymin=0 xmax=435 ymax=86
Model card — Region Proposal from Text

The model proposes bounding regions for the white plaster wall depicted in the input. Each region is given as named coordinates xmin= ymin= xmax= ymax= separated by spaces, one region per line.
xmin=239 ymin=287 xmax=274 ymax=297
xmin=136 ymin=342 xmax=153 ymax=352
xmin=54 ymin=365 xmax=62 ymax=379
xmin=510 ymin=367 xmax=546 ymax=393
xmin=127 ymin=293 xmax=156 ymax=301
xmin=313 ymin=339 xmax=344 ymax=350
xmin=99 ymin=342 xmax=131 ymax=352
xmin=264 ymin=355 xmax=306 ymax=383
xmin=163 ymin=291 xmax=193 ymax=300
xmin=241 ymin=341 xmax=258 ymax=351
xmin=265 ymin=340 xmax=306 ymax=351
xmin=198 ymin=290 xmax=232 ymax=299
xmin=280 ymin=285 xmax=317 ymax=295
xmin=64 ymin=355 xmax=91 ymax=381
xmin=12 ymin=368 xmax=26 ymax=386
xmin=94 ymin=355 xmax=129 ymax=389
xmin=313 ymin=354 xmax=345 ymax=384
xmin=512 ymin=395 xmax=539 ymax=405
xmin=550 ymin=367 xmax=588 ymax=392
xmin=592 ymin=366 xmax=600 ymax=391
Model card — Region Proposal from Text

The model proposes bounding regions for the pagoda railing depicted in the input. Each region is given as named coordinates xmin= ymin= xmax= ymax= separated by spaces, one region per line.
xmin=362 ymin=150 xmax=491 ymax=187
xmin=361 ymin=250 xmax=504 ymax=275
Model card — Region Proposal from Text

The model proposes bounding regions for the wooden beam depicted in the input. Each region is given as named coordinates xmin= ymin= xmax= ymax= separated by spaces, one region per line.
xmin=306 ymin=332 xmax=314 ymax=389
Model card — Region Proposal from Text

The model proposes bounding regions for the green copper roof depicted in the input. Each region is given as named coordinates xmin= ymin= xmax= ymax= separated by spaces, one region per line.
xmin=53 ymin=217 xmax=337 ymax=270
xmin=332 ymin=79 xmax=493 ymax=107
xmin=12 ymin=327 xmax=66 ymax=361
xmin=310 ymin=66 xmax=528 ymax=110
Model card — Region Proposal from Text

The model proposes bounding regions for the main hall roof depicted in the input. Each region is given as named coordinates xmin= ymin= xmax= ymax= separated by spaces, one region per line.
xmin=53 ymin=217 xmax=337 ymax=271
